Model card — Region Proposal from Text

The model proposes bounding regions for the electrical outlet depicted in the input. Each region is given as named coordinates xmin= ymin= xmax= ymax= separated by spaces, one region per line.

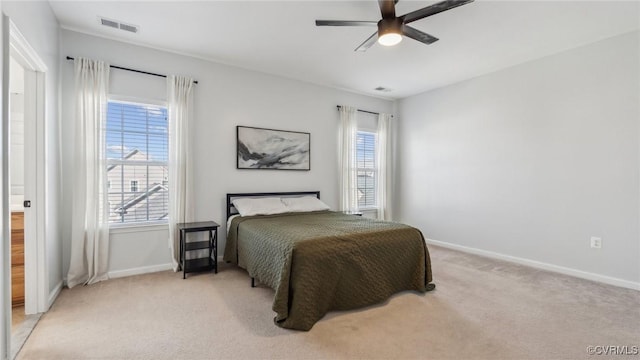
xmin=590 ymin=236 xmax=602 ymax=249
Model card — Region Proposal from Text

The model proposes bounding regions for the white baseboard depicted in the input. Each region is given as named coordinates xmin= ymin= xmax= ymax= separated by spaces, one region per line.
xmin=107 ymin=257 xmax=226 ymax=280
xmin=426 ymin=238 xmax=640 ymax=291
xmin=47 ymin=280 xmax=63 ymax=310
xmin=108 ymin=263 xmax=173 ymax=279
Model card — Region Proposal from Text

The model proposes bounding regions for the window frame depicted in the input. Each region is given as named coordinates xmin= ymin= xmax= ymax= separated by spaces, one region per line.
xmin=106 ymin=96 xmax=169 ymax=229
xmin=355 ymin=130 xmax=378 ymax=210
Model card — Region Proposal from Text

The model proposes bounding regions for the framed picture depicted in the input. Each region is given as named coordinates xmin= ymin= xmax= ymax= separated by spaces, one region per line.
xmin=237 ymin=126 xmax=310 ymax=170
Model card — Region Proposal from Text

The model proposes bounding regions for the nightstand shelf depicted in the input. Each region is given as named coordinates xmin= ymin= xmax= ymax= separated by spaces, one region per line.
xmin=184 ymin=258 xmax=214 ymax=273
xmin=178 ymin=221 xmax=219 ymax=279
xmin=184 ymin=241 xmax=211 ymax=251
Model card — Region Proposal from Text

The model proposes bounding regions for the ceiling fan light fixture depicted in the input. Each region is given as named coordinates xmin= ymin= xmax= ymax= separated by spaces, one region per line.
xmin=377 ymin=18 xmax=403 ymax=47
xmin=378 ymin=32 xmax=402 ymax=46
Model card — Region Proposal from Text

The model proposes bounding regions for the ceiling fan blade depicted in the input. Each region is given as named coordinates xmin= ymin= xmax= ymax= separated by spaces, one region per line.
xmin=378 ymin=0 xmax=396 ymax=19
xmin=355 ymin=32 xmax=378 ymax=52
xmin=402 ymin=26 xmax=439 ymax=45
xmin=402 ymin=0 xmax=474 ymax=24
xmin=315 ymin=20 xmax=377 ymax=26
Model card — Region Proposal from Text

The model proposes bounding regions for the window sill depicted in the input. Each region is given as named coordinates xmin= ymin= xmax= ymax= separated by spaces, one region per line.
xmin=109 ymin=222 xmax=169 ymax=234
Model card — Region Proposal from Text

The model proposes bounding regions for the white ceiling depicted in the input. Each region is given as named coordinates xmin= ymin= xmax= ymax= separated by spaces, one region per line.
xmin=48 ymin=0 xmax=640 ymax=99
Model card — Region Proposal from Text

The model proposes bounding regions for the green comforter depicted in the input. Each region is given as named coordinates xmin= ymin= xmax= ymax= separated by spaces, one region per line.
xmin=223 ymin=211 xmax=433 ymax=331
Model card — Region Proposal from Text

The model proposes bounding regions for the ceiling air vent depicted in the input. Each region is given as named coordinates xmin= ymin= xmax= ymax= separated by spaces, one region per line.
xmin=374 ymin=86 xmax=392 ymax=93
xmin=99 ymin=16 xmax=139 ymax=34
xmin=100 ymin=18 xmax=119 ymax=29
xmin=119 ymin=23 xmax=139 ymax=33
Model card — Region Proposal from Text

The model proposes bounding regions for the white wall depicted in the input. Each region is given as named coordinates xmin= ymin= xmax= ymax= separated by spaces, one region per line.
xmin=2 ymin=1 xmax=62 ymax=297
xmin=59 ymin=29 xmax=394 ymax=277
xmin=397 ymin=31 xmax=640 ymax=286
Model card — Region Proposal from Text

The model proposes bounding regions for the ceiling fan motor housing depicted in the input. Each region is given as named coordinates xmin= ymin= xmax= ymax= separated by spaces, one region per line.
xmin=378 ymin=17 xmax=404 ymax=39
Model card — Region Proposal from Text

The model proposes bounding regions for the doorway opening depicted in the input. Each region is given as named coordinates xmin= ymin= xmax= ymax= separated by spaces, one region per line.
xmin=9 ymin=53 xmax=26 ymax=329
xmin=4 ymin=19 xmax=48 ymax=360
xmin=8 ymin=53 xmax=40 ymax=360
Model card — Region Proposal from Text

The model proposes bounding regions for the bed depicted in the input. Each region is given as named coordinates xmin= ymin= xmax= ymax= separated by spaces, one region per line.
xmin=223 ymin=191 xmax=434 ymax=331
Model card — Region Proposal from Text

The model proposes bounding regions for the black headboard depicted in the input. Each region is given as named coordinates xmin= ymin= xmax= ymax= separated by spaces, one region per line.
xmin=226 ymin=191 xmax=321 ymax=219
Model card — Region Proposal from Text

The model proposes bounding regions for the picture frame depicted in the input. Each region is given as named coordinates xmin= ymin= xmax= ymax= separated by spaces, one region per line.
xmin=236 ymin=126 xmax=310 ymax=170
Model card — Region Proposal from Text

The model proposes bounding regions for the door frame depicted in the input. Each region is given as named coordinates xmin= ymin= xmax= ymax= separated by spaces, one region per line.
xmin=2 ymin=12 xmax=11 ymax=360
xmin=8 ymin=20 xmax=48 ymax=315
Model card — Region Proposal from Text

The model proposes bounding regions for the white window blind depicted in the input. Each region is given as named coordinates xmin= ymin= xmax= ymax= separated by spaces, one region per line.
xmin=356 ymin=131 xmax=377 ymax=208
xmin=106 ymin=100 xmax=169 ymax=224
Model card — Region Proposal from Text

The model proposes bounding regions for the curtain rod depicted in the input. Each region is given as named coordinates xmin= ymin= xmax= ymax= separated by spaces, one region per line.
xmin=336 ymin=105 xmax=393 ymax=118
xmin=65 ymin=56 xmax=198 ymax=84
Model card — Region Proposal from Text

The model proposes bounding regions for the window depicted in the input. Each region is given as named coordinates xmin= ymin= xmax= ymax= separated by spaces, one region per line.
xmin=356 ymin=131 xmax=377 ymax=208
xmin=106 ymin=100 xmax=169 ymax=224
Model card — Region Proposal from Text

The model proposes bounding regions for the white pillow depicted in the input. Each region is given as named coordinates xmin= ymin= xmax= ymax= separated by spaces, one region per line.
xmin=281 ymin=196 xmax=330 ymax=212
xmin=232 ymin=197 xmax=288 ymax=217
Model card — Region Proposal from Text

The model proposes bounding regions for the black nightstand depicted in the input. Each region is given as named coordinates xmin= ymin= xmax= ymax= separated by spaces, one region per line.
xmin=178 ymin=221 xmax=219 ymax=279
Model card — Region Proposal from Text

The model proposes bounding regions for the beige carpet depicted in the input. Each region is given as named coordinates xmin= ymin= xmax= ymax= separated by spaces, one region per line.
xmin=17 ymin=245 xmax=640 ymax=360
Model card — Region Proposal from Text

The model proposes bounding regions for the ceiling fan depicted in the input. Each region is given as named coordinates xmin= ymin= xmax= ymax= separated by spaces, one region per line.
xmin=315 ymin=0 xmax=474 ymax=52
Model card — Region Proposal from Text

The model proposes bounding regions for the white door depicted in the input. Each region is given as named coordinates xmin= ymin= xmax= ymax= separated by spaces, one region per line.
xmin=20 ymin=61 xmax=36 ymax=315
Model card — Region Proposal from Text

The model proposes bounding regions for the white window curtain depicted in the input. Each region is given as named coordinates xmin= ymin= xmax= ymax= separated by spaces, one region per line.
xmin=376 ymin=113 xmax=393 ymax=221
xmin=339 ymin=105 xmax=359 ymax=212
xmin=167 ymin=75 xmax=195 ymax=271
xmin=67 ymin=58 xmax=110 ymax=288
